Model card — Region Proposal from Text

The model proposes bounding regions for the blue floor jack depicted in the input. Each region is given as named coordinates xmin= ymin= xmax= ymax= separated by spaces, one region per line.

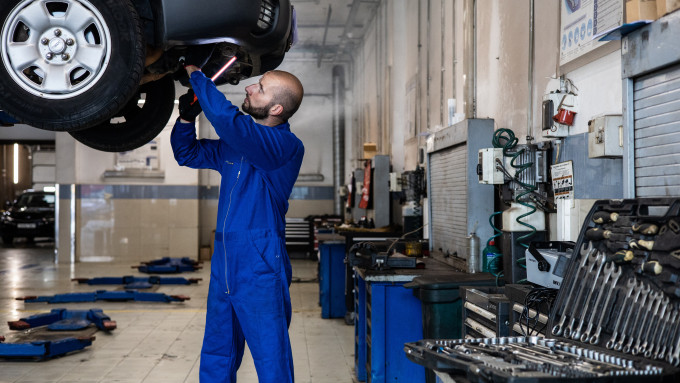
xmin=17 ymin=290 xmax=190 ymax=303
xmin=132 ymin=257 xmax=202 ymax=273
xmin=0 ymin=308 xmax=115 ymax=359
xmin=8 ymin=308 xmax=117 ymax=331
xmin=72 ymin=275 xmax=202 ymax=289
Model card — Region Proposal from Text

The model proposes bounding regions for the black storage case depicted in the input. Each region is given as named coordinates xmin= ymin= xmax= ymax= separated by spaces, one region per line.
xmin=404 ymin=198 xmax=680 ymax=382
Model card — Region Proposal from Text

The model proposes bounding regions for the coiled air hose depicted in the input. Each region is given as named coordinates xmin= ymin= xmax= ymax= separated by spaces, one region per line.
xmin=487 ymin=211 xmax=504 ymax=285
xmin=491 ymin=128 xmax=538 ymax=279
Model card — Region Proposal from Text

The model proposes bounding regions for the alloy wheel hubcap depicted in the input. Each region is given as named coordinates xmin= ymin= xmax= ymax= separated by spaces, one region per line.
xmin=1 ymin=0 xmax=112 ymax=99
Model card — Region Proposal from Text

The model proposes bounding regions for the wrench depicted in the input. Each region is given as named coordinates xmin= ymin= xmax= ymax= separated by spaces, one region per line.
xmin=643 ymin=296 xmax=669 ymax=358
xmin=605 ymin=278 xmax=640 ymax=349
xmin=572 ymin=254 xmax=607 ymax=340
xmin=657 ymin=309 xmax=678 ymax=360
xmin=622 ymin=285 xmax=652 ymax=353
xmin=588 ymin=264 xmax=622 ymax=345
xmin=632 ymin=291 xmax=662 ymax=355
xmin=650 ymin=307 xmax=672 ymax=359
xmin=552 ymin=241 xmax=596 ymax=336
xmin=564 ymin=249 xmax=601 ymax=338
xmin=666 ymin=309 xmax=680 ymax=365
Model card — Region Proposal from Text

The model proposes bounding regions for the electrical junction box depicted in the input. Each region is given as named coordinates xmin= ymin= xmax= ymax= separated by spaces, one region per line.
xmin=525 ymin=243 xmax=574 ymax=289
xmin=389 ymin=172 xmax=402 ymax=192
xmin=477 ymin=148 xmax=504 ymax=184
xmin=588 ymin=114 xmax=623 ymax=158
xmin=542 ymin=92 xmax=575 ymax=138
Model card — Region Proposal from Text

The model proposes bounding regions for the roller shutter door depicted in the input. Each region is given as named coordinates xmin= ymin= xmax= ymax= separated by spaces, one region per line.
xmin=429 ymin=144 xmax=467 ymax=257
xmin=634 ymin=64 xmax=680 ymax=197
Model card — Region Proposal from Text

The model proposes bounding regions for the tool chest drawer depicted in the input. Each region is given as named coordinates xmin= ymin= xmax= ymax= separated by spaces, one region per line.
xmin=405 ymin=198 xmax=680 ymax=382
xmin=461 ymin=287 xmax=510 ymax=339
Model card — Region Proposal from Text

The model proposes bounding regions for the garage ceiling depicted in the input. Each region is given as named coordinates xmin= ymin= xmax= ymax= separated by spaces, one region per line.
xmin=289 ymin=0 xmax=379 ymax=63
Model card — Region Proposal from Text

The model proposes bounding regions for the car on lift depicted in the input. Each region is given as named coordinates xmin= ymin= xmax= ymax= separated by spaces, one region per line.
xmin=0 ymin=0 xmax=295 ymax=152
xmin=0 ymin=190 xmax=55 ymax=245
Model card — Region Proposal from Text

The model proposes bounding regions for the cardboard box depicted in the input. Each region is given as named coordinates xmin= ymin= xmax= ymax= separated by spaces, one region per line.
xmin=657 ymin=0 xmax=668 ymax=17
xmin=363 ymin=142 xmax=377 ymax=159
xmin=666 ymin=0 xmax=680 ymax=14
xmin=626 ymin=0 xmax=657 ymax=23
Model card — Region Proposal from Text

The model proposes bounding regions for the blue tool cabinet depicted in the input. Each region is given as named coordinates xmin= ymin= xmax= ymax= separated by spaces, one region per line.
xmin=319 ymin=241 xmax=346 ymax=318
xmin=355 ymin=270 xmax=425 ymax=383
xmin=355 ymin=273 xmax=367 ymax=381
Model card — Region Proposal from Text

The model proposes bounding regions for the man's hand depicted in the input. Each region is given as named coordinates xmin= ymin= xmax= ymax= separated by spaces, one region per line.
xmin=179 ymin=89 xmax=202 ymax=123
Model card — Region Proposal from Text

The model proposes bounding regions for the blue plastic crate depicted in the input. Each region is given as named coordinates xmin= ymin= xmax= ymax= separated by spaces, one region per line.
xmin=319 ymin=242 xmax=346 ymax=319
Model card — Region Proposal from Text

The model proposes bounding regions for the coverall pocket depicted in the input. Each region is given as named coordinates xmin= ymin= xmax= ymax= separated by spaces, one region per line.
xmin=250 ymin=235 xmax=282 ymax=276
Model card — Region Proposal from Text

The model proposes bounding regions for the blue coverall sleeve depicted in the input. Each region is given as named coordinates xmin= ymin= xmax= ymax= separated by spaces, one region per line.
xmin=190 ymin=72 xmax=300 ymax=171
xmin=170 ymin=118 xmax=224 ymax=172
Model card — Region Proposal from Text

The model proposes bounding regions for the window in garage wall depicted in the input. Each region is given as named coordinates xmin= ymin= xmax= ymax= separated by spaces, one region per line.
xmin=0 ymin=144 xmax=32 ymax=205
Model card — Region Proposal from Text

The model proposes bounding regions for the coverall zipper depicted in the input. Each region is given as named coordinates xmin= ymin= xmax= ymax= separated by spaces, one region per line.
xmin=222 ymin=156 xmax=243 ymax=294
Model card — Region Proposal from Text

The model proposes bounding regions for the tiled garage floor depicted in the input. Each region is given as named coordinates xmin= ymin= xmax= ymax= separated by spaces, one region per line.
xmin=0 ymin=242 xmax=355 ymax=382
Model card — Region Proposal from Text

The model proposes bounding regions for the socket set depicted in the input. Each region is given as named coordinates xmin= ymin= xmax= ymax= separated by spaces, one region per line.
xmin=405 ymin=336 xmax=666 ymax=380
xmin=405 ymin=198 xmax=680 ymax=382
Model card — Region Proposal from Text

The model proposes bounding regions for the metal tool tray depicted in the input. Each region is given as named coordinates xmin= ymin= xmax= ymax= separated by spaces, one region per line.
xmin=405 ymin=198 xmax=680 ymax=382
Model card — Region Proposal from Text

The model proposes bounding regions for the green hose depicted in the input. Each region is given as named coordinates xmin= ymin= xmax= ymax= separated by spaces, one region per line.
xmin=492 ymin=128 xmax=538 ymax=250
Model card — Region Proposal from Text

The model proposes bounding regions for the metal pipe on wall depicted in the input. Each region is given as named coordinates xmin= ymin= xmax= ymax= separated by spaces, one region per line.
xmin=464 ymin=0 xmax=477 ymax=118
xmin=527 ymin=0 xmax=535 ymax=141
xmin=473 ymin=0 xmax=477 ymax=118
xmin=332 ymin=65 xmax=346 ymax=215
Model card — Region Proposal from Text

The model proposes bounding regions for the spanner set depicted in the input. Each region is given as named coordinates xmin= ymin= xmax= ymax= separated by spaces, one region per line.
xmin=405 ymin=198 xmax=680 ymax=381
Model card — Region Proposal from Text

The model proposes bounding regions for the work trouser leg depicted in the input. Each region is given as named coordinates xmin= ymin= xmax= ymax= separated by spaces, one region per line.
xmin=199 ymin=276 xmax=245 ymax=383
xmin=230 ymin=233 xmax=294 ymax=383
xmin=232 ymin=275 xmax=293 ymax=383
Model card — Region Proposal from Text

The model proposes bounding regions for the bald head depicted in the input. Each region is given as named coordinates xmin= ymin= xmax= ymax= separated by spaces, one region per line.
xmin=267 ymin=70 xmax=304 ymax=121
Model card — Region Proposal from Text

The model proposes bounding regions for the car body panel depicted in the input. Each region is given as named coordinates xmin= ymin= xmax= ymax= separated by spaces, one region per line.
xmin=153 ymin=0 xmax=291 ymax=53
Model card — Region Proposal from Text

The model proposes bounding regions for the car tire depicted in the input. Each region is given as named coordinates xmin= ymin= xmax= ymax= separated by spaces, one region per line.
xmin=69 ymin=75 xmax=176 ymax=152
xmin=0 ymin=0 xmax=145 ymax=131
xmin=2 ymin=235 xmax=13 ymax=245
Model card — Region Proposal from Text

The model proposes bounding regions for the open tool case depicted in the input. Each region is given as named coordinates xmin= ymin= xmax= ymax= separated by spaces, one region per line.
xmin=405 ymin=198 xmax=680 ymax=382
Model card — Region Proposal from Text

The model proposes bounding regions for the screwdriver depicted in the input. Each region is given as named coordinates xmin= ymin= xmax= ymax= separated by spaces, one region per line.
xmin=642 ymin=260 xmax=662 ymax=275
xmin=631 ymin=223 xmax=659 ymax=235
xmin=592 ymin=211 xmax=619 ymax=224
xmin=629 ymin=239 xmax=654 ymax=251
xmin=607 ymin=249 xmax=634 ymax=264
xmin=585 ymin=228 xmax=627 ymax=241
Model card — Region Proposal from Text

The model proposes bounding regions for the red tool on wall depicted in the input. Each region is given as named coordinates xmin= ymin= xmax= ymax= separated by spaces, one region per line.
xmin=359 ymin=160 xmax=372 ymax=209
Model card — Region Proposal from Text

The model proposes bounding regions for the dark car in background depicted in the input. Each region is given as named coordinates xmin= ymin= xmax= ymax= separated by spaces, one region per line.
xmin=0 ymin=0 xmax=295 ymax=152
xmin=1 ymin=190 xmax=55 ymax=245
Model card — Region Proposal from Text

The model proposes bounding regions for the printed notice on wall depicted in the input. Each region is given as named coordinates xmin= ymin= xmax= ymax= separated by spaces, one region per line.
xmin=116 ymin=140 xmax=160 ymax=170
xmin=560 ymin=0 xmax=623 ymax=66
xmin=551 ymin=161 xmax=574 ymax=200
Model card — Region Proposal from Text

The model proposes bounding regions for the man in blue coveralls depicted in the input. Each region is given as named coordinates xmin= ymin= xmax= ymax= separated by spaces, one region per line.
xmin=171 ymin=59 xmax=304 ymax=382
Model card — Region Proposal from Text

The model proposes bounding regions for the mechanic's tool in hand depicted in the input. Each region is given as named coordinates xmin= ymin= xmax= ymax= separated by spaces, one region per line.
xmin=210 ymin=55 xmax=238 ymax=82
xmin=179 ymin=89 xmax=202 ymax=122
xmin=182 ymin=44 xmax=216 ymax=69
xmin=186 ymin=56 xmax=239 ymax=105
